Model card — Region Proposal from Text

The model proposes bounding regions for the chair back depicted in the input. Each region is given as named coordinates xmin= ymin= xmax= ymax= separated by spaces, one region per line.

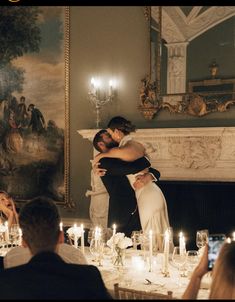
xmin=114 ymin=283 xmax=173 ymax=300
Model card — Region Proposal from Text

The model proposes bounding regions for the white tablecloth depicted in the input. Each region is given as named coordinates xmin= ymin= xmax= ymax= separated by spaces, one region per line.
xmin=85 ymin=248 xmax=210 ymax=299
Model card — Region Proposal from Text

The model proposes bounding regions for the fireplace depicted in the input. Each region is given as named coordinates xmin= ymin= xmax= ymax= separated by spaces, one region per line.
xmin=78 ymin=127 xmax=235 ymax=249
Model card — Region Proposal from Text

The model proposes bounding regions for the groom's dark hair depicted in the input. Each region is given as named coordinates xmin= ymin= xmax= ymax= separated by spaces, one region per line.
xmin=93 ymin=129 xmax=107 ymax=152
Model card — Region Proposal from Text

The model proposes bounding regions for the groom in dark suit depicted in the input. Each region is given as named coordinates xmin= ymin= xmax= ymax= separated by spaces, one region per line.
xmin=0 ymin=197 xmax=111 ymax=300
xmin=93 ymin=130 xmax=160 ymax=237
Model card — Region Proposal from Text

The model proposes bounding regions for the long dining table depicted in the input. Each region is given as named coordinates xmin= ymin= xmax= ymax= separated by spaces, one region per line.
xmin=85 ymin=247 xmax=211 ymax=299
xmin=0 ymin=244 xmax=211 ymax=299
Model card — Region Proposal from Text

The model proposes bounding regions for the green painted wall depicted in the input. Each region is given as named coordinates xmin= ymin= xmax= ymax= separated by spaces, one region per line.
xmin=60 ymin=7 xmax=235 ymax=221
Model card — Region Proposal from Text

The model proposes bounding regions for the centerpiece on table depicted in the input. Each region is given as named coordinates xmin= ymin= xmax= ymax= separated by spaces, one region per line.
xmin=107 ymin=232 xmax=132 ymax=267
xmin=66 ymin=224 xmax=82 ymax=248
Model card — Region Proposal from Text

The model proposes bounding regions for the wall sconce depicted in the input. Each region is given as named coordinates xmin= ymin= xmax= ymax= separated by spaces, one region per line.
xmin=88 ymin=77 xmax=115 ymax=128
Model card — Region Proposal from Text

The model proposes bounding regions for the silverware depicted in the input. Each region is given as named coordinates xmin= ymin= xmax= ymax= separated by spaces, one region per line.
xmin=144 ymin=279 xmax=165 ymax=287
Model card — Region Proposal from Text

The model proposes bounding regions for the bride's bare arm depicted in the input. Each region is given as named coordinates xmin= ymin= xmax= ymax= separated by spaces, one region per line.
xmin=94 ymin=141 xmax=145 ymax=164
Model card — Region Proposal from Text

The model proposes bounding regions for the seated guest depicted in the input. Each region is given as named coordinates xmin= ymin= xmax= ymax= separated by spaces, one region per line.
xmin=0 ymin=197 xmax=112 ymax=300
xmin=4 ymin=242 xmax=88 ymax=269
xmin=0 ymin=190 xmax=19 ymax=228
xmin=182 ymin=241 xmax=235 ymax=300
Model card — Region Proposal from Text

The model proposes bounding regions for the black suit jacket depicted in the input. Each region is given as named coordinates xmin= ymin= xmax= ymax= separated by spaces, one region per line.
xmin=99 ymin=157 xmax=161 ymax=237
xmin=0 ymin=251 xmax=112 ymax=300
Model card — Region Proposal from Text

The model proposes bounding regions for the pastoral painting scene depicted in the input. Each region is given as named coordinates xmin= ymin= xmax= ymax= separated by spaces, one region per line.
xmin=0 ymin=7 xmax=67 ymax=205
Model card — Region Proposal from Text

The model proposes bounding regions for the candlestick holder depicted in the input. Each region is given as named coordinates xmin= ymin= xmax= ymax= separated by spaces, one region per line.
xmin=161 ymin=267 xmax=170 ymax=277
xmin=148 ymin=262 xmax=153 ymax=273
xmin=88 ymin=78 xmax=115 ymax=128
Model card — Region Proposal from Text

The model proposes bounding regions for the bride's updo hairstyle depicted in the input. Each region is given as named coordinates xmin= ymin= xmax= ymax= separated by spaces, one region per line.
xmin=107 ymin=116 xmax=136 ymax=135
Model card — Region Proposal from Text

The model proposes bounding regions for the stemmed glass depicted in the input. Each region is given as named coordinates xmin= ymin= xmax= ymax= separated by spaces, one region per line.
xmin=0 ymin=226 xmax=7 ymax=256
xmin=87 ymin=228 xmax=105 ymax=245
xmin=9 ymin=224 xmax=21 ymax=247
xmin=131 ymin=230 xmax=143 ymax=250
xmin=196 ymin=229 xmax=208 ymax=256
xmin=140 ymin=233 xmax=149 ymax=260
xmin=87 ymin=228 xmax=95 ymax=246
xmin=172 ymin=246 xmax=187 ymax=286
xmin=186 ymin=250 xmax=199 ymax=275
xmin=89 ymin=238 xmax=103 ymax=266
xmin=101 ymin=241 xmax=113 ymax=264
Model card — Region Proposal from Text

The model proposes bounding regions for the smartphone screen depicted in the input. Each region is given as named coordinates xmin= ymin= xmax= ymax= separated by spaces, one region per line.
xmin=208 ymin=233 xmax=226 ymax=270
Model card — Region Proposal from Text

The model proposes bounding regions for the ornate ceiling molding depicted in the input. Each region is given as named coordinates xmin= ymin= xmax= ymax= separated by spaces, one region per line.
xmin=184 ymin=6 xmax=235 ymax=41
xmin=152 ymin=6 xmax=184 ymax=43
xmin=153 ymin=6 xmax=235 ymax=43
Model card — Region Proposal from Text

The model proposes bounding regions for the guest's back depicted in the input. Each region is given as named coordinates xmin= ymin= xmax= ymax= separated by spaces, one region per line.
xmin=0 ymin=196 xmax=111 ymax=300
xmin=4 ymin=243 xmax=88 ymax=268
xmin=0 ymin=251 xmax=111 ymax=300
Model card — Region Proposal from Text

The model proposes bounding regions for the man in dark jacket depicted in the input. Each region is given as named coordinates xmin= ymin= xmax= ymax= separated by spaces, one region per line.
xmin=0 ymin=197 xmax=112 ymax=300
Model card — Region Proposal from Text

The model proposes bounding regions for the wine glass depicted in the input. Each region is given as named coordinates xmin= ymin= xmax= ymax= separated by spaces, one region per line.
xmin=172 ymin=246 xmax=187 ymax=286
xmin=102 ymin=242 xmax=113 ymax=264
xmin=196 ymin=229 xmax=209 ymax=255
xmin=87 ymin=228 xmax=96 ymax=245
xmin=140 ymin=233 xmax=150 ymax=260
xmin=0 ymin=225 xmax=7 ymax=256
xmin=88 ymin=228 xmax=105 ymax=245
xmin=131 ymin=230 xmax=143 ymax=250
xmin=89 ymin=238 xmax=103 ymax=266
xmin=9 ymin=224 xmax=20 ymax=247
xmin=186 ymin=250 xmax=199 ymax=275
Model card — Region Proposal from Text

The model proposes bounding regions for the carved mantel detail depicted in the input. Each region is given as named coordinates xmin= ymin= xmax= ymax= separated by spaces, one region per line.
xmin=78 ymin=127 xmax=235 ymax=182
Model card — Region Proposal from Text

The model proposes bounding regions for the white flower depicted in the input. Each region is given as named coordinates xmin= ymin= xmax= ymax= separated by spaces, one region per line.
xmin=66 ymin=226 xmax=82 ymax=238
xmin=118 ymin=236 xmax=133 ymax=249
xmin=113 ymin=232 xmax=125 ymax=244
xmin=107 ymin=232 xmax=133 ymax=250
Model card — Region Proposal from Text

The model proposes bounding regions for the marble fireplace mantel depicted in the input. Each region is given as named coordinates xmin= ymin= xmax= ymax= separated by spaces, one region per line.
xmin=77 ymin=127 xmax=235 ymax=182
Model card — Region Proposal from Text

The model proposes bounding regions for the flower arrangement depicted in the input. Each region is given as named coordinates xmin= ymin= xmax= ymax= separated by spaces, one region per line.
xmin=66 ymin=225 xmax=82 ymax=238
xmin=66 ymin=225 xmax=82 ymax=248
xmin=107 ymin=232 xmax=133 ymax=266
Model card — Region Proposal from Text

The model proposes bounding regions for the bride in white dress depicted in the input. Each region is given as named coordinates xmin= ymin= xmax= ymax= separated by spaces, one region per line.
xmin=93 ymin=116 xmax=170 ymax=249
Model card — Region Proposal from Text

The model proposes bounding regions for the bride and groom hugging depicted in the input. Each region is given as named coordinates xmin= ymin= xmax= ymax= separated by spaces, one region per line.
xmin=91 ymin=116 xmax=170 ymax=250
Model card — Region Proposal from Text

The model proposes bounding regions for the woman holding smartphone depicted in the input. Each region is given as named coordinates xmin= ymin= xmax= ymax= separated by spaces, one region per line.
xmin=182 ymin=241 xmax=235 ymax=299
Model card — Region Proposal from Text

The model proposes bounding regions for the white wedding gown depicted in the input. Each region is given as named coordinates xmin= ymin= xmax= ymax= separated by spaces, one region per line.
xmin=119 ymin=135 xmax=170 ymax=236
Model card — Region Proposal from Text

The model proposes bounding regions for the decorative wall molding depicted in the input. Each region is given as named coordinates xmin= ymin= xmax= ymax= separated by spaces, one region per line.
xmin=78 ymin=127 xmax=235 ymax=182
xmin=165 ymin=42 xmax=188 ymax=94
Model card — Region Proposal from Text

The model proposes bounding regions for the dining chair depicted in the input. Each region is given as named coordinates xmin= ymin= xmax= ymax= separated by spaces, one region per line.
xmin=114 ymin=283 xmax=173 ymax=300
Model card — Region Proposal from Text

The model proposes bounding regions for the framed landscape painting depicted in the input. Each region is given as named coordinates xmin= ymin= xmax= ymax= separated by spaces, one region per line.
xmin=0 ymin=7 xmax=72 ymax=208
